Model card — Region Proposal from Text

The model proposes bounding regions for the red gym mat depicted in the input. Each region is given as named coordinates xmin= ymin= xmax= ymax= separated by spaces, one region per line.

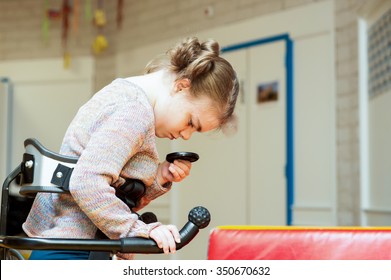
xmin=208 ymin=226 xmax=391 ymax=260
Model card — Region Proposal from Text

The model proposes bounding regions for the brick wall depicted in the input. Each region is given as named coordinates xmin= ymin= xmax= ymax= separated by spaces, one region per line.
xmin=334 ymin=0 xmax=367 ymax=225
xmin=0 ymin=0 xmax=118 ymax=90
xmin=0 ymin=0 xmax=370 ymax=225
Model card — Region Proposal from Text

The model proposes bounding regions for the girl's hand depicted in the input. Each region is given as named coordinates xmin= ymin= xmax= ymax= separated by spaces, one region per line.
xmin=157 ymin=160 xmax=192 ymax=185
xmin=149 ymin=224 xmax=181 ymax=254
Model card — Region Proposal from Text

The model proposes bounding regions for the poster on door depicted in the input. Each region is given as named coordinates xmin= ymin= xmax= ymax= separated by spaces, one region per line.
xmin=257 ymin=81 xmax=279 ymax=104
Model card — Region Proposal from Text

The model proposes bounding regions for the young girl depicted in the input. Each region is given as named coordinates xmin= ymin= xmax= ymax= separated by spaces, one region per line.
xmin=23 ymin=37 xmax=239 ymax=260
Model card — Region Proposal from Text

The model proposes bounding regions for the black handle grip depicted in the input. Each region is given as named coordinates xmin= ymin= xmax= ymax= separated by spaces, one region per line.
xmin=166 ymin=152 xmax=199 ymax=163
xmin=0 ymin=206 xmax=211 ymax=254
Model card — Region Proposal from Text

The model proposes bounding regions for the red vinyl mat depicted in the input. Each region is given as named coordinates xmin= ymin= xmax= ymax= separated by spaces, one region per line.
xmin=207 ymin=226 xmax=391 ymax=260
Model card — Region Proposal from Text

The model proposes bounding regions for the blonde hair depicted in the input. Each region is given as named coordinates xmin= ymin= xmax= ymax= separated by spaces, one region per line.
xmin=145 ymin=37 xmax=239 ymax=133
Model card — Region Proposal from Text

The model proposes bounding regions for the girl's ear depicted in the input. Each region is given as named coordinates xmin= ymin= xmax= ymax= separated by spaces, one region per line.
xmin=175 ymin=78 xmax=191 ymax=92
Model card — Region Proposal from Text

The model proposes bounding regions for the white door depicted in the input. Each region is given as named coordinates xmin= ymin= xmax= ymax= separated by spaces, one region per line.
xmin=11 ymin=78 xmax=92 ymax=163
xmin=248 ymin=41 xmax=287 ymax=225
xmin=0 ymin=57 xmax=93 ymax=194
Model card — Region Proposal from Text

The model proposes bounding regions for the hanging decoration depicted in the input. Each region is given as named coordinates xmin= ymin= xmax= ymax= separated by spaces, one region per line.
xmin=84 ymin=0 xmax=93 ymax=23
xmin=42 ymin=0 xmax=62 ymax=44
xmin=92 ymin=34 xmax=108 ymax=55
xmin=62 ymin=0 xmax=72 ymax=68
xmin=117 ymin=0 xmax=123 ymax=30
xmin=41 ymin=0 xmax=124 ymax=68
xmin=94 ymin=8 xmax=106 ymax=26
xmin=47 ymin=3 xmax=62 ymax=20
xmin=72 ymin=0 xmax=80 ymax=37
xmin=41 ymin=0 xmax=50 ymax=44
xmin=92 ymin=0 xmax=108 ymax=55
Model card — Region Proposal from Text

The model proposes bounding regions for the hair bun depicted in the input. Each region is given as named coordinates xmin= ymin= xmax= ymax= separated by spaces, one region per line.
xmin=201 ymin=40 xmax=220 ymax=56
xmin=169 ymin=37 xmax=220 ymax=76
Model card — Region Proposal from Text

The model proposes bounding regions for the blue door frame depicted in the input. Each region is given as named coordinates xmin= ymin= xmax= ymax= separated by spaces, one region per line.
xmin=221 ymin=34 xmax=294 ymax=225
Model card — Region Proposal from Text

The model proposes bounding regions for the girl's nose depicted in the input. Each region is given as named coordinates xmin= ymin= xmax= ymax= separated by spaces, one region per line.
xmin=180 ymin=129 xmax=193 ymax=140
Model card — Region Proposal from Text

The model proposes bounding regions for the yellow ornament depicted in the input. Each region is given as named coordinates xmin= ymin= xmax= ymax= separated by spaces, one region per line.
xmin=63 ymin=52 xmax=71 ymax=69
xmin=94 ymin=9 xmax=106 ymax=27
xmin=92 ymin=35 xmax=108 ymax=55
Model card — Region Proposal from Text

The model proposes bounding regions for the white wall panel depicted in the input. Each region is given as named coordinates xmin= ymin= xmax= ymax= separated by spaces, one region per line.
xmin=0 ymin=57 xmax=93 ymax=195
xmin=293 ymin=33 xmax=336 ymax=225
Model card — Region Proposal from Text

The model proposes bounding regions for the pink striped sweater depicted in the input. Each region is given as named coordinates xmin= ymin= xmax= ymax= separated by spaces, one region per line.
xmin=22 ymin=79 xmax=171 ymax=259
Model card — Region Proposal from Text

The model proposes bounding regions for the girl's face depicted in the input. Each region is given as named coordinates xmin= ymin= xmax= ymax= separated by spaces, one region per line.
xmin=154 ymin=89 xmax=220 ymax=140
